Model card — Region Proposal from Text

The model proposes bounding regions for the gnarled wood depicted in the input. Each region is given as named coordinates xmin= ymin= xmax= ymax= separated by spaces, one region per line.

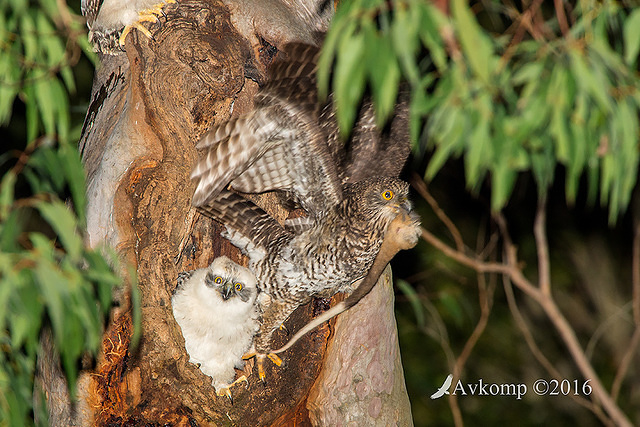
xmin=62 ymin=0 xmax=414 ymax=425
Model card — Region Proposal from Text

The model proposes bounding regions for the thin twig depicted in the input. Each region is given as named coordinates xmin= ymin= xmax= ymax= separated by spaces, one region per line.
xmin=611 ymin=221 xmax=640 ymax=400
xmin=538 ymin=297 xmax=632 ymax=427
xmin=503 ymin=275 xmax=608 ymax=424
xmin=500 ymin=0 xmax=546 ymax=68
xmin=420 ymin=200 xmax=633 ymax=425
xmin=497 ymin=211 xmax=632 ymax=426
xmin=554 ymin=0 xmax=570 ymax=37
xmin=503 ymin=275 xmax=559 ymax=376
xmin=632 ymin=219 xmax=640 ymax=329
xmin=420 ymin=228 xmax=510 ymax=276
xmin=611 ymin=327 xmax=640 ymax=402
xmin=534 ymin=197 xmax=551 ymax=295
xmin=454 ymin=273 xmax=494 ymax=377
xmin=411 ymin=174 xmax=465 ymax=252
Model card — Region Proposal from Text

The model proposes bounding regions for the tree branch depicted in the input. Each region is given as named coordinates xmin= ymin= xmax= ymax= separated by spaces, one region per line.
xmin=417 ymin=190 xmax=633 ymax=426
xmin=503 ymin=275 xmax=609 ymax=424
xmin=554 ymin=0 xmax=570 ymax=37
xmin=412 ymin=173 xmax=465 ymax=252
xmin=534 ymin=197 xmax=551 ymax=296
xmin=611 ymin=220 xmax=640 ymax=401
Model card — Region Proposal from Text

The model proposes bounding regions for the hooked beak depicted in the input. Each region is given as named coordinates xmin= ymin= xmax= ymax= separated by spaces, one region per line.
xmin=394 ymin=197 xmax=413 ymax=215
xmin=221 ymin=281 xmax=233 ymax=300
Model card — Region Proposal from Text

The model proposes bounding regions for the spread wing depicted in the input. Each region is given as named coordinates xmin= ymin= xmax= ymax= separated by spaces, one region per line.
xmin=190 ymin=43 xmax=343 ymax=217
xmin=197 ymin=190 xmax=293 ymax=259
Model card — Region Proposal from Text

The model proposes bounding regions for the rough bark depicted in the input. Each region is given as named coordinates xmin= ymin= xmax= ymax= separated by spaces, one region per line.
xmin=44 ymin=0 xmax=415 ymax=425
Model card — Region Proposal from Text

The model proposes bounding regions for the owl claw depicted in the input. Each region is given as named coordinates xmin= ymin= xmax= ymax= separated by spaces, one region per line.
xmin=243 ymin=352 xmax=283 ymax=382
xmin=267 ymin=353 xmax=282 ymax=366
xmin=215 ymin=375 xmax=249 ymax=404
xmin=118 ymin=0 xmax=177 ymax=46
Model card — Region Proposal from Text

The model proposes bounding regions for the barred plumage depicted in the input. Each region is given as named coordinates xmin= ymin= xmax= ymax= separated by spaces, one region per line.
xmin=191 ymin=44 xmax=342 ymax=221
xmin=191 ymin=43 xmax=415 ymax=379
xmin=198 ymin=177 xmax=413 ymax=353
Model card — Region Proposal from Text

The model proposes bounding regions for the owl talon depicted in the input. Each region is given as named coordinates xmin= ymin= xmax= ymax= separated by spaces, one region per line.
xmin=247 ymin=353 xmax=283 ymax=382
xmin=267 ymin=353 xmax=282 ymax=366
xmin=118 ymin=0 xmax=176 ymax=46
xmin=215 ymin=375 xmax=249 ymax=404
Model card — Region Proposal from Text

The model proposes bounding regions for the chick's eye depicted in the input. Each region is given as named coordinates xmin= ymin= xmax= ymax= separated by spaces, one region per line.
xmin=213 ymin=276 xmax=223 ymax=285
xmin=234 ymin=283 xmax=243 ymax=291
xmin=382 ymin=190 xmax=394 ymax=200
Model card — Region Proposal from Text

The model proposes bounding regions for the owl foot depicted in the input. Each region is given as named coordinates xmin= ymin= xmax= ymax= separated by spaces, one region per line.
xmin=119 ymin=0 xmax=177 ymax=46
xmin=242 ymin=352 xmax=282 ymax=382
xmin=215 ymin=375 xmax=249 ymax=404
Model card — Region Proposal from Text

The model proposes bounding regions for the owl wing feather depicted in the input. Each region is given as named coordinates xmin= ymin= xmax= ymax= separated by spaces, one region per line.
xmin=191 ymin=43 xmax=343 ymax=215
xmin=191 ymin=105 xmax=293 ymax=206
xmin=197 ymin=189 xmax=293 ymax=255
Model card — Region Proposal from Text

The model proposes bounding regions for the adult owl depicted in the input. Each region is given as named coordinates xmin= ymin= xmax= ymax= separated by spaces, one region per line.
xmin=172 ymin=256 xmax=260 ymax=400
xmin=190 ymin=43 xmax=410 ymax=223
xmin=81 ymin=0 xmax=175 ymax=53
xmin=198 ymin=177 xmax=417 ymax=379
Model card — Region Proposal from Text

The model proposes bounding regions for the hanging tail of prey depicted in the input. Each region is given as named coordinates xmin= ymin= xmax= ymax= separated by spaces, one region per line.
xmin=272 ymin=209 xmax=421 ymax=354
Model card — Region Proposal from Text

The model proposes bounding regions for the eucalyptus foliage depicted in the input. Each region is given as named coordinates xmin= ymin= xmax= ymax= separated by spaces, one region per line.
xmin=320 ymin=0 xmax=640 ymax=222
xmin=0 ymin=145 xmax=120 ymax=424
xmin=0 ymin=1 xmax=119 ymax=425
xmin=0 ymin=0 xmax=95 ymax=142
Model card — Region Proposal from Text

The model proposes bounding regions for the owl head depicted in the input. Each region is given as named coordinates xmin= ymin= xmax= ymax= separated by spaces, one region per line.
xmin=343 ymin=177 xmax=412 ymax=225
xmin=203 ymin=256 xmax=258 ymax=304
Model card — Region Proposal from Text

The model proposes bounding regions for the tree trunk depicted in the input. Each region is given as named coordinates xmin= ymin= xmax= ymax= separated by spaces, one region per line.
xmin=62 ymin=0 xmax=414 ymax=424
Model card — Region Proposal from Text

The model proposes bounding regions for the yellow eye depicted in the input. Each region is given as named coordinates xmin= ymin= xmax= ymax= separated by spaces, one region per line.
xmin=235 ymin=283 xmax=243 ymax=291
xmin=382 ymin=190 xmax=394 ymax=200
xmin=213 ymin=276 xmax=223 ymax=285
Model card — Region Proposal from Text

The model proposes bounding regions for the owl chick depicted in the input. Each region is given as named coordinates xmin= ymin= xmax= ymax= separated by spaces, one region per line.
xmin=198 ymin=177 xmax=417 ymax=380
xmin=81 ymin=0 xmax=176 ymax=53
xmin=172 ymin=256 xmax=260 ymax=400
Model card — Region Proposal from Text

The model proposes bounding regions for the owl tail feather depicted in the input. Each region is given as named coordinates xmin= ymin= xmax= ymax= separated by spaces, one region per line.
xmin=272 ymin=209 xmax=421 ymax=354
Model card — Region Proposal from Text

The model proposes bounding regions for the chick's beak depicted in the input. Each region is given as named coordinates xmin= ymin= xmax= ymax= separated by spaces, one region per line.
xmin=222 ymin=281 xmax=233 ymax=300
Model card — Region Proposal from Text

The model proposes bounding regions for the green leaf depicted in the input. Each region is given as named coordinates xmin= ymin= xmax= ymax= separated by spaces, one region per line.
xmin=491 ymin=161 xmax=517 ymax=211
xmin=19 ymin=12 xmax=38 ymax=64
xmin=334 ymin=31 xmax=366 ymax=137
xmin=511 ymin=61 xmax=545 ymax=86
xmin=318 ymin=19 xmax=351 ymax=100
xmin=60 ymin=65 xmax=76 ymax=94
xmin=0 ymin=171 xmax=16 ymax=219
xmin=396 ymin=279 xmax=425 ymax=328
xmin=368 ymin=36 xmax=400 ymax=128
xmin=59 ymin=144 xmax=87 ymax=224
xmin=0 ymin=53 xmax=19 ymax=125
xmin=451 ymin=0 xmax=495 ymax=83
xmin=129 ymin=267 xmax=141 ymax=349
xmin=35 ymin=199 xmax=83 ymax=262
xmin=439 ymin=291 xmax=464 ymax=326
xmin=569 ymin=49 xmax=612 ymax=113
xmin=36 ymin=10 xmax=65 ymax=69
xmin=391 ymin=2 xmax=420 ymax=85
xmin=418 ymin=3 xmax=447 ymax=72
xmin=624 ymin=8 xmax=640 ymax=65
xmin=30 ymin=235 xmax=66 ymax=344
xmin=464 ymin=114 xmax=490 ymax=189
xmin=23 ymin=83 xmax=39 ymax=143
xmin=51 ymin=79 xmax=70 ymax=143
xmin=34 ymin=77 xmax=56 ymax=137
